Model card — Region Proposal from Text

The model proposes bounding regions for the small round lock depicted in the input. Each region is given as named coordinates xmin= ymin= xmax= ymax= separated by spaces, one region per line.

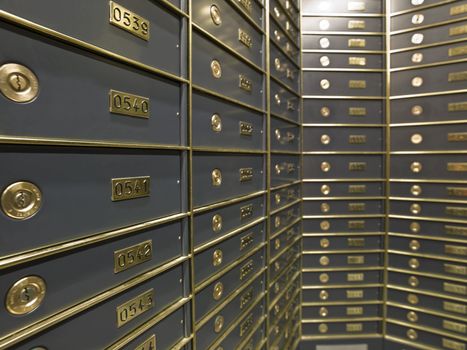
xmin=410 ymin=203 xmax=422 ymax=215
xmin=274 ymin=30 xmax=281 ymax=42
xmin=409 ymin=258 xmax=420 ymax=269
xmin=412 ymin=14 xmax=424 ymax=24
xmin=320 ymin=106 xmax=331 ymax=117
xmin=274 ymin=326 xmax=280 ymax=335
xmin=319 ymin=273 xmax=329 ymax=283
xmin=320 ymin=203 xmax=330 ymax=213
xmin=214 ymin=315 xmax=224 ymax=333
xmin=321 ymin=162 xmax=331 ymax=172
xmin=211 ymin=168 xmax=222 ymax=186
xmin=213 ymin=282 xmax=224 ymax=300
xmin=319 ymin=307 xmax=328 ymax=317
xmin=320 ymin=220 xmax=331 ymax=231
xmin=0 ymin=63 xmax=40 ymax=103
xmin=275 ymin=164 xmax=282 ymax=175
xmin=411 ymin=33 xmax=424 ymax=45
xmin=285 ymin=42 xmax=293 ymax=54
xmin=407 ymin=329 xmax=418 ymax=340
xmin=275 ymin=216 xmax=281 ymax=228
xmin=319 ymin=290 xmax=329 ymax=300
xmin=1 ymin=182 xmax=42 ymax=220
xmin=210 ymin=5 xmax=222 ymax=25
xmin=212 ymin=214 xmax=223 ymax=232
xmin=275 ymin=193 xmax=281 ymax=205
xmin=320 ymin=79 xmax=331 ymax=90
xmin=408 ymin=276 xmax=419 ymax=287
xmin=274 ymin=304 xmax=280 ymax=315
xmin=274 ymin=93 xmax=281 ymax=105
xmin=411 ymin=76 xmax=424 ymax=88
xmin=411 ymin=185 xmax=422 ymax=196
xmin=274 ymin=238 xmax=281 ymax=250
xmin=274 ymin=261 xmax=281 ymax=271
xmin=274 ymin=58 xmax=281 ymax=71
xmin=6 ymin=276 xmax=46 ymax=315
xmin=275 ymin=129 xmax=282 ymax=141
xmin=410 ymin=162 xmax=423 ymax=173
xmin=321 ymin=134 xmax=331 ymax=145
xmin=412 ymin=0 xmax=424 ymax=5
xmin=410 ymin=222 xmax=421 ymax=233
xmin=319 ymin=19 xmax=330 ymax=30
xmin=320 ymin=238 xmax=330 ymax=248
xmin=273 ymin=6 xmax=281 ymax=17
xmin=319 ymin=37 xmax=330 ymax=49
xmin=318 ymin=323 xmax=328 ymax=334
xmin=320 ymin=56 xmax=330 ymax=67
xmin=407 ymin=311 xmax=418 ymax=323
xmin=321 ymin=184 xmax=331 ymax=195
xmin=408 ymin=293 xmax=419 ymax=305
xmin=411 ymin=133 xmax=423 ymax=144
xmin=210 ymin=60 xmax=222 ymax=79
xmin=409 ymin=240 xmax=420 ymax=251
xmin=411 ymin=53 xmax=424 ymax=63
xmin=320 ymin=256 xmax=330 ymax=266
xmin=212 ymin=249 xmax=223 ymax=267
xmin=211 ymin=113 xmax=222 ymax=132
xmin=411 ymin=105 xmax=424 ymax=116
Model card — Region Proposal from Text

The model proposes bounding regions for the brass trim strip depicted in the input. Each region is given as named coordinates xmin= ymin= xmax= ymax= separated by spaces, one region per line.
xmin=303 ymin=178 xmax=385 ymax=182
xmin=303 ymin=283 xmax=384 ymax=289
xmin=303 ymin=196 xmax=385 ymax=200
xmin=303 ymin=95 xmax=385 ymax=100
xmin=386 ymin=301 xmax=467 ymax=322
xmin=302 ymin=300 xmax=384 ymax=307
xmin=270 ymin=198 xmax=302 ymax=215
xmin=390 ymin=196 xmax=467 ymax=204
xmin=171 ymin=336 xmax=194 ymax=350
xmin=391 ymin=179 xmax=467 ymax=184
xmin=270 ymin=112 xmax=302 ymax=126
xmin=391 ymin=38 xmax=467 ymax=54
xmin=303 ymin=123 xmax=387 ymax=127
xmin=391 ymin=16 xmax=467 ymax=35
xmin=303 ymin=232 xmax=384 ymax=237
xmin=270 ymin=74 xmax=301 ymax=97
xmin=303 ymin=267 xmax=385 ymax=272
xmin=391 ymin=58 xmax=467 ymax=72
xmin=303 ymin=249 xmax=384 ymax=254
xmin=388 ymin=249 xmax=467 ymax=264
xmin=301 ymin=334 xmax=383 ymax=340
xmin=302 ymin=151 xmax=386 ymax=155
xmin=387 ymin=267 xmax=467 ymax=284
xmin=302 ymin=13 xmax=385 ymax=18
xmin=385 ymin=336 xmax=438 ymax=350
xmin=391 ymin=120 xmax=467 ymax=127
xmin=271 ymin=179 xmax=302 ymax=191
xmin=391 ymin=150 xmax=467 ymax=155
xmin=302 ymin=49 xmax=385 ymax=54
xmin=390 ymin=89 xmax=467 ymax=100
xmin=390 ymin=0 xmax=457 ymax=17
xmin=192 ymin=147 xmax=267 ymax=154
xmin=389 ymin=214 xmax=467 ymax=224
xmin=193 ymin=190 xmax=266 ymax=214
xmin=387 ymin=318 xmax=467 ymax=342
xmin=302 ymin=31 xmax=385 ymax=36
xmin=388 ymin=232 xmax=467 ymax=244
xmin=302 ymin=317 xmax=383 ymax=323
xmin=303 ymin=214 xmax=385 ymax=219
xmin=388 ymin=284 xmax=467 ymax=301
xmin=158 ymin=0 xmax=189 ymax=18
xmin=271 ymin=150 xmax=302 ymax=155
xmin=303 ymin=68 xmax=385 ymax=72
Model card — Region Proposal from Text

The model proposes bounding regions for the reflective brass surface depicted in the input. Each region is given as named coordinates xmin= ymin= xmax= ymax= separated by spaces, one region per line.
xmin=210 ymin=5 xmax=222 ymax=25
xmin=109 ymin=1 xmax=150 ymax=41
xmin=212 ymin=249 xmax=223 ymax=267
xmin=211 ymin=60 xmax=222 ymax=79
xmin=211 ymin=113 xmax=222 ymax=132
xmin=0 ymin=63 xmax=39 ymax=103
xmin=212 ymin=214 xmax=223 ymax=232
xmin=6 ymin=276 xmax=46 ymax=315
xmin=211 ymin=168 xmax=222 ymax=186
xmin=213 ymin=282 xmax=224 ymax=301
xmin=1 ymin=181 xmax=42 ymax=220
xmin=214 ymin=315 xmax=224 ymax=333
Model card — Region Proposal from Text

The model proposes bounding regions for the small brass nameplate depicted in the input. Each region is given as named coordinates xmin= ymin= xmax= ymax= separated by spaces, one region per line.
xmin=240 ymin=121 xmax=253 ymax=136
xmin=349 ymin=57 xmax=367 ymax=66
xmin=349 ymin=162 xmax=367 ymax=171
xmin=446 ymin=225 xmax=467 ymax=237
xmin=117 ymin=289 xmax=154 ymax=327
xmin=287 ymin=99 xmax=296 ymax=111
xmin=240 ymin=204 xmax=253 ymax=219
xmin=238 ymin=0 xmax=253 ymax=14
xmin=135 ymin=335 xmax=156 ymax=350
xmin=348 ymin=238 xmax=365 ymax=247
xmin=346 ymin=307 xmax=363 ymax=315
xmin=238 ymin=28 xmax=253 ymax=48
xmin=445 ymin=263 xmax=467 ymax=276
xmin=449 ymin=71 xmax=467 ymax=82
xmin=349 ymin=135 xmax=367 ymax=144
xmin=451 ymin=4 xmax=467 ymax=15
xmin=450 ymin=24 xmax=467 ymax=36
xmin=240 ymin=259 xmax=254 ymax=280
xmin=239 ymin=75 xmax=252 ymax=92
xmin=445 ymin=245 xmax=467 ymax=256
xmin=109 ymin=90 xmax=150 ymax=119
xmin=449 ymin=46 xmax=467 ymax=57
xmin=348 ymin=255 xmax=365 ymax=264
xmin=446 ymin=206 xmax=467 ymax=217
xmin=111 ymin=176 xmax=150 ymax=202
xmin=349 ymin=80 xmax=367 ymax=89
xmin=347 ymin=289 xmax=364 ymax=298
xmin=348 ymin=39 xmax=366 ymax=48
xmin=347 ymin=273 xmax=364 ymax=282
xmin=443 ymin=338 xmax=466 ymax=350
xmin=114 ymin=240 xmax=152 ymax=273
xmin=443 ymin=320 xmax=466 ymax=334
xmin=349 ymin=185 xmax=367 ymax=193
xmin=240 ymin=233 xmax=254 ymax=250
xmin=448 ymin=163 xmax=467 ymax=172
xmin=347 ymin=323 xmax=363 ymax=332
xmin=348 ymin=220 xmax=365 ymax=229
xmin=349 ymin=107 xmax=367 ymax=116
xmin=240 ymin=168 xmax=253 ymax=182
xmin=448 ymin=102 xmax=467 ymax=111
xmin=109 ymin=1 xmax=150 ymax=41
xmin=240 ymin=288 xmax=253 ymax=309
xmin=444 ymin=282 xmax=467 ymax=295
xmin=348 ymin=1 xmax=366 ymax=11
xmin=348 ymin=20 xmax=366 ymax=30
xmin=448 ymin=133 xmax=467 ymax=142
xmin=349 ymin=203 xmax=366 ymax=212
xmin=444 ymin=301 xmax=467 ymax=314
xmin=240 ymin=313 xmax=254 ymax=337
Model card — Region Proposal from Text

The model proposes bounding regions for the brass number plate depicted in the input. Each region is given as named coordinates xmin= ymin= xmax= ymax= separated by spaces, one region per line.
xmin=240 ymin=204 xmax=253 ymax=219
xmin=349 ymin=107 xmax=367 ymax=116
xmin=116 ymin=289 xmax=154 ymax=327
xmin=348 ymin=20 xmax=366 ymax=30
xmin=348 ymin=39 xmax=366 ymax=48
xmin=450 ymin=24 xmax=467 ymax=36
xmin=451 ymin=4 xmax=467 ymax=15
xmin=238 ymin=0 xmax=253 ymax=14
xmin=240 ymin=121 xmax=253 ymax=136
xmin=443 ymin=338 xmax=465 ymax=350
xmin=448 ymin=102 xmax=467 ymax=111
xmin=109 ymin=1 xmax=150 ymax=41
xmin=109 ymin=90 xmax=150 ymax=119
xmin=240 ymin=234 xmax=254 ymax=250
xmin=349 ymin=162 xmax=367 ymax=171
xmin=349 ymin=135 xmax=367 ymax=144
xmin=346 ymin=323 xmax=363 ymax=332
xmin=347 ymin=290 xmax=364 ymax=298
xmin=349 ymin=80 xmax=367 ymax=89
xmin=239 ymin=75 xmax=253 ymax=92
xmin=135 ymin=335 xmax=156 ymax=350
xmin=449 ymin=71 xmax=467 ymax=82
xmin=348 ymin=1 xmax=365 ymax=11
xmin=348 ymin=220 xmax=365 ymax=229
xmin=240 ymin=288 xmax=253 ymax=309
xmin=348 ymin=256 xmax=365 ymax=264
xmin=449 ymin=46 xmax=467 ymax=57
xmin=240 ymin=313 xmax=254 ymax=337
xmin=240 ymin=168 xmax=254 ymax=182
xmin=114 ymin=240 xmax=153 ymax=273
xmin=238 ymin=29 xmax=253 ymax=48
xmin=240 ymin=260 xmax=254 ymax=280
xmin=348 ymin=185 xmax=366 ymax=193
xmin=444 ymin=282 xmax=467 ymax=295
xmin=349 ymin=57 xmax=367 ymax=66
xmin=448 ymin=133 xmax=467 ymax=142
xmin=444 ymin=301 xmax=466 ymax=314
xmin=112 ymin=176 xmax=150 ymax=201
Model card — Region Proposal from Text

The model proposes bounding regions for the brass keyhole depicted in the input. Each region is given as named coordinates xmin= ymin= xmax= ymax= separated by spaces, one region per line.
xmin=1 ymin=63 xmax=39 ymax=103
xmin=9 ymin=73 xmax=30 ymax=92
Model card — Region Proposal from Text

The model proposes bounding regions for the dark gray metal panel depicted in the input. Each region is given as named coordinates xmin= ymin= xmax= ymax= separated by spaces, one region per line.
xmin=302 ymin=17 xmax=384 ymax=33
xmin=270 ymin=222 xmax=301 ymax=259
xmin=13 ymin=262 xmax=187 ymax=350
xmin=303 ymin=304 xmax=382 ymax=319
xmin=303 ymin=235 xmax=383 ymax=250
xmin=391 ymin=198 xmax=467 ymax=220
xmin=303 ymin=155 xmax=385 ymax=179
xmin=303 ymin=52 xmax=385 ymax=70
xmin=389 ymin=235 xmax=467 ymax=258
xmin=270 ymin=20 xmax=301 ymax=65
xmin=303 ymin=271 xmax=383 ymax=285
xmin=0 ymin=219 xmax=187 ymax=338
xmin=271 ymin=183 xmax=301 ymax=212
xmin=302 ymin=34 xmax=384 ymax=51
xmin=271 ymin=154 xmax=301 ymax=187
xmin=389 ymin=253 xmax=467 ymax=277
xmin=303 ymin=71 xmax=385 ymax=96
xmin=303 ymin=99 xmax=385 ymax=124
xmin=192 ymin=91 xmax=265 ymax=151
xmin=0 ymin=23 xmax=183 ymax=146
xmin=302 ymin=287 xmax=383 ymax=303
xmin=277 ymin=0 xmax=300 ymax=23
xmin=391 ymin=154 xmax=467 ymax=180
xmin=303 ymin=253 xmax=384 ymax=269
xmin=227 ymin=0 xmax=264 ymax=29
xmin=271 ymin=203 xmax=301 ymax=235
xmin=303 ymin=182 xmax=385 ymax=197
xmin=192 ymin=152 xmax=265 ymax=207
xmin=303 ymin=0 xmax=383 ymax=14
xmin=0 ymin=0 xmax=183 ymax=76
xmin=271 ymin=80 xmax=301 ymax=122
xmin=192 ymin=31 xmax=265 ymax=110
xmin=270 ymin=44 xmax=300 ymax=93
xmin=391 ymin=62 xmax=467 ymax=96
xmin=390 ymin=181 xmax=467 ymax=201
xmin=271 ymin=259 xmax=300 ymax=297
xmin=390 ymin=217 xmax=467 ymax=240
xmin=0 ymin=146 xmax=183 ymax=256
xmin=303 ymin=218 xmax=385 ymax=233
xmin=303 ymin=199 xmax=385 ymax=215
xmin=269 ymin=241 xmax=300 ymax=281
xmin=271 ymin=117 xmax=300 ymax=152
xmin=270 ymin=1 xmax=300 ymax=44
xmin=391 ymin=0 xmax=448 ymax=14
xmin=192 ymin=0 xmax=264 ymax=68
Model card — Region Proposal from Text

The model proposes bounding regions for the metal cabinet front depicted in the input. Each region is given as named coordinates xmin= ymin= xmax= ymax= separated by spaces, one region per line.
xmin=391 ymin=199 xmax=467 ymax=221
xmin=389 ymin=217 xmax=467 ymax=241
xmin=303 ymin=52 xmax=385 ymax=70
xmin=270 ymin=44 xmax=300 ymax=93
xmin=303 ymin=286 xmax=383 ymax=303
xmin=271 ymin=154 xmax=300 ymax=187
xmin=303 ymin=0 xmax=383 ymax=14
xmin=303 ymin=304 xmax=382 ymax=319
xmin=303 ymin=321 xmax=381 ymax=335
xmin=271 ymin=183 xmax=301 ymax=212
xmin=302 ymin=16 xmax=384 ymax=33
xmin=270 ymin=80 xmax=301 ymax=123
xmin=271 ymin=117 xmax=300 ymax=152
xmin=303 ymin=270 xmax=383 ymax=286
xmin=303 ymin=235 xmax=384 ymax=251
xmin=303 ymin=181 xmax=385 ymax=198
xmin=389 ymin=253 xmax=467 ymax=278
xmin=302 ymin=34 xmax=384 ymax=51
xmin=303 ymin=199 xmax=385 ymax=216
xmin=303 ymin=217 xmax=385 ymax=233
xmin=390 ymin=181 xmax=467 ymax=201
xmin=303 ymin=252 xmax=384 ymax=269
xmin=391 ymin=154 xmax=467 ymax=180
xmin=270 ymin=21 xmax=300 ymax=65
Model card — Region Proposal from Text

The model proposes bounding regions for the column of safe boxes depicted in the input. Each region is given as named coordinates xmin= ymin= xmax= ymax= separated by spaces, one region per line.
xmin=385 ymin=1 xmax=467 ymax=349
xmin=300 ymin=0 xmax=387 ymax=348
